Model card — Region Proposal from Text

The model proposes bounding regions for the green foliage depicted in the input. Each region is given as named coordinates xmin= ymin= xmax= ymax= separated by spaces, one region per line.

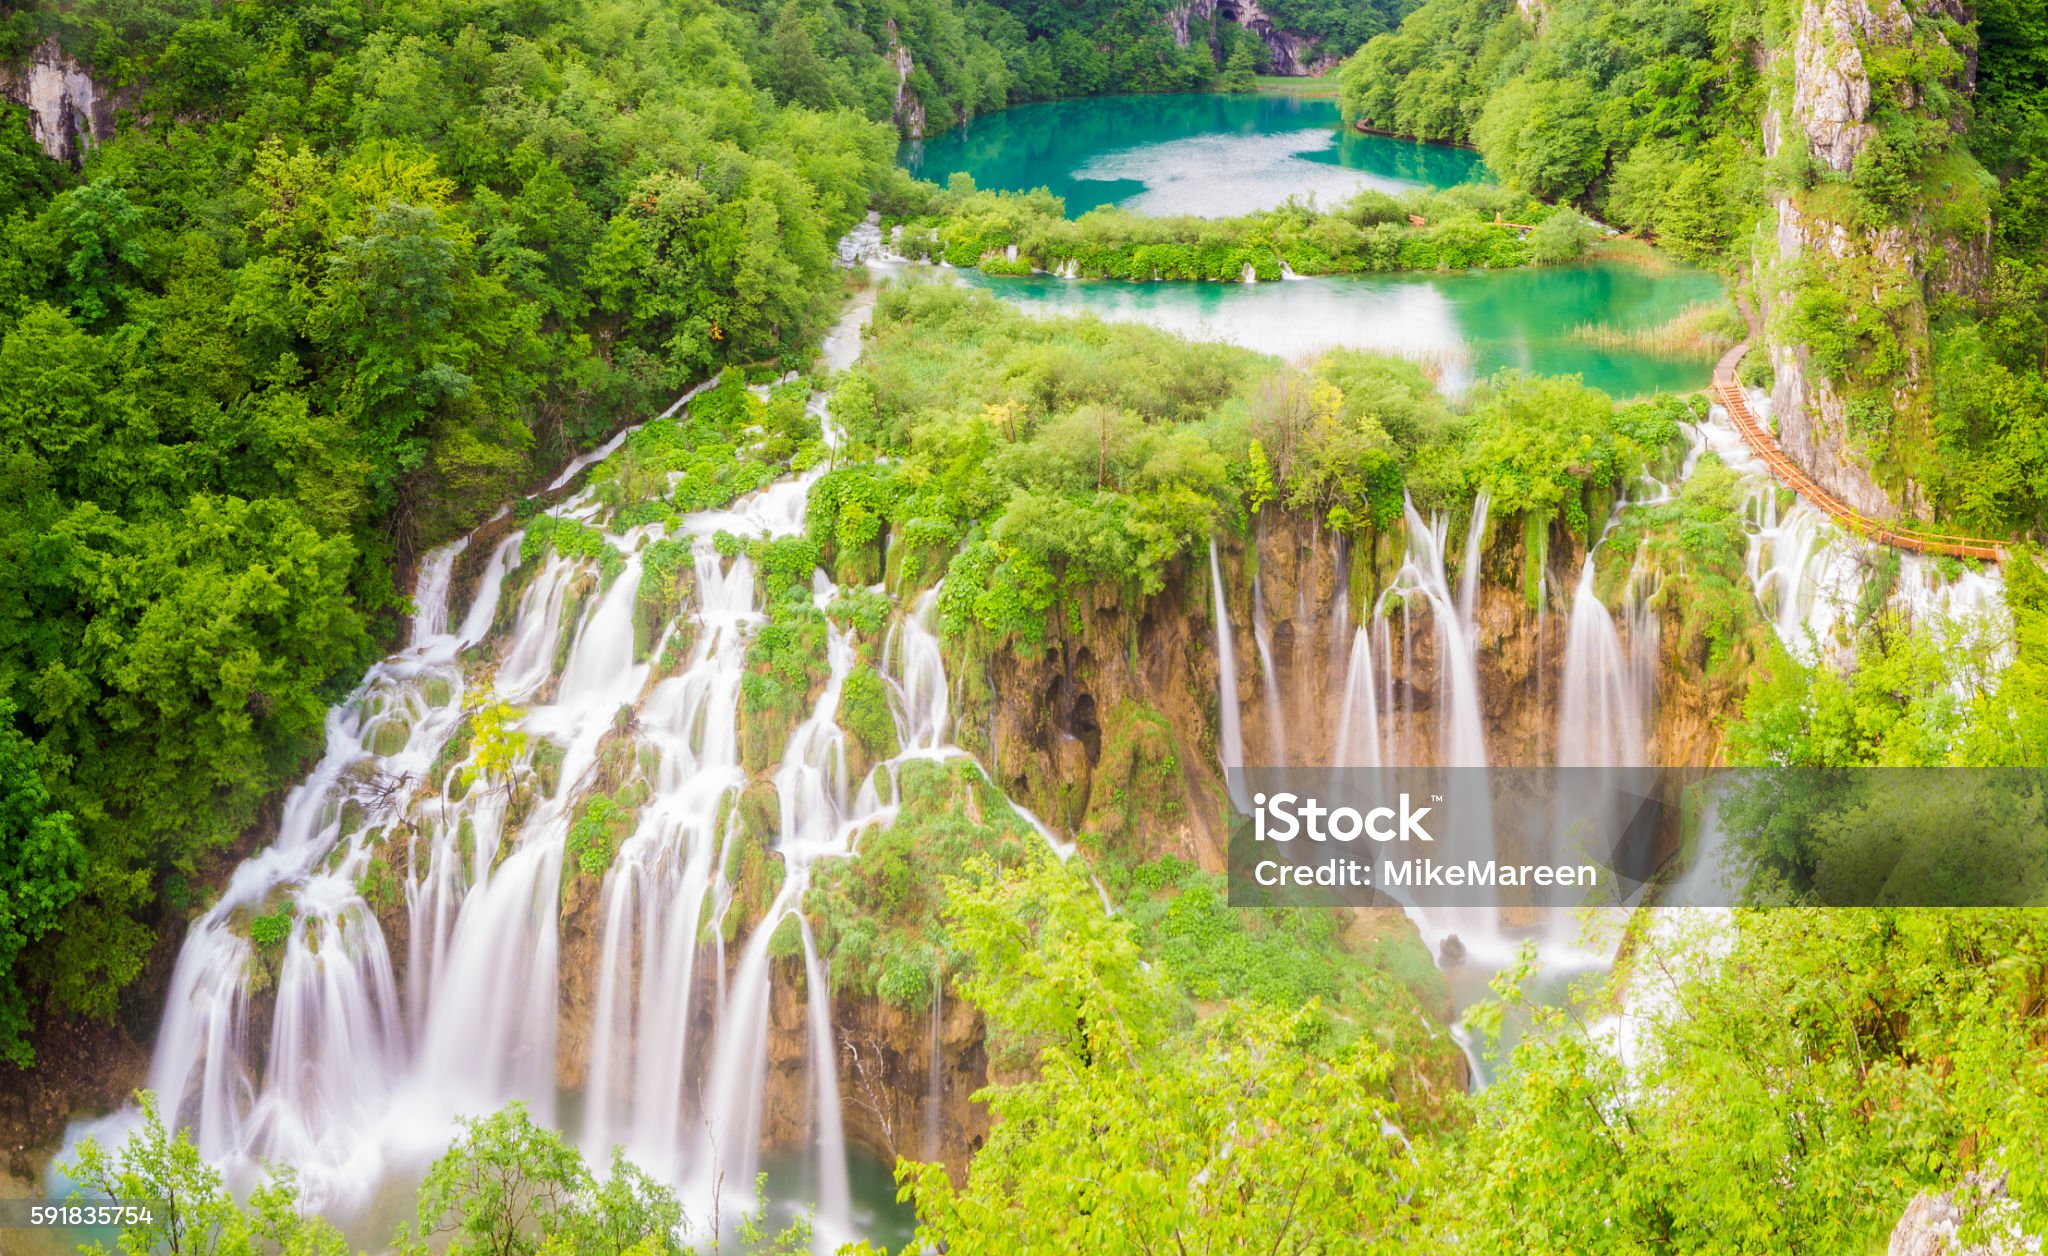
xmin=867 ymin=283 xmax=1692 ymax=652
xmin=0 ymin=0 xmax=930 ymax=1042
xmin=0 ymin=704 xmax=82 ymax=1066
xmin=395 ymin=1103 xmax=689 ymax=1256
xmin=896 ymin=847 xmax=1419 ymax=1251
xmin=246 ymin=906 xmax=293 ymax=952
xmin=893 ymin=181 xmax=1589 ymax=282
xmin=523 ymin=516 xmax=623 ymax=587
xmin=566 ymin=795 xmax=633 ymax=880
xmin=740 ymin=586 xmax=830 ymax=773
xmin=1337 ymin=0 xmax=1764 ymax=245
xmin=1599 ymin=449 xmax=1760 ymax=679
xmin=807 ymin=758 xmax=1038 ymax=1010
xmin=1527 ymin=206 xmax=1598 ymax=263
xmin=1431 ymin=910 xmax=2048 ymax=1247
xmin=61 ymin=1091 xmax=351 ymax=1256
xmin=837 ymin=666 xmax=901 ymax=763
xmin=459 ymin=688 xmax=528 ymax=792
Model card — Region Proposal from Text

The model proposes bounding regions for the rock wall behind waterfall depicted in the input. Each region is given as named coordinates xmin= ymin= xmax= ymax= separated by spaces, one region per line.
xmin=963 ymin=506 xmax=1740 ymax=873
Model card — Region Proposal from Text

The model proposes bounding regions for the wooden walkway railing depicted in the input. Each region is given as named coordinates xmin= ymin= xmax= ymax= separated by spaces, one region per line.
xmin=1712 ymin=340 xmax=2006 ymax=563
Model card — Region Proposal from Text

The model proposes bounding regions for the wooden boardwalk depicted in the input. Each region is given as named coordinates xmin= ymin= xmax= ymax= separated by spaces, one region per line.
xmin=1712 ymin=340 xmax=2005 ymax=563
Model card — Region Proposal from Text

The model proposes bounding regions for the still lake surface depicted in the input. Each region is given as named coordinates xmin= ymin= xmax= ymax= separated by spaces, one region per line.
xmin=958 ymin=263 xmax=1729 ymax=399
xmin=901 ymin=92 xmax=1724 ymax=397
xmin=899 ymin=92 xmax=1488 ymax=216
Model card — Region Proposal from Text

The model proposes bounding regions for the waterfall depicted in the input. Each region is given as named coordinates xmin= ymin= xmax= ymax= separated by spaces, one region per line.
xmin=800 ymin=918 xmax=853 ymax=1244
xmin=1331 ymin=625 xmax=1382 ymax=767
xmin=408 ymin=538 xmax=468 ymax=647
xmin=1374 ymin=496 xmax=1488 ymax=768
xmin=1455 ymin=490 xmax=1489 ymax=640
xmin=139 ymin=289 xmax=1073 ymax=1247
xmin=1208 ymin=541 xmax=1245 ymax=775
xmin=890 ymin=588 xmax=950 ymax=754
xmin=582 ymin=547 xmax=756 ymax=1179
xmin=1556 ymin=557 xmax=1648 ymax=770
xmin=1250 ymin=529 xmax=1287 ymax=764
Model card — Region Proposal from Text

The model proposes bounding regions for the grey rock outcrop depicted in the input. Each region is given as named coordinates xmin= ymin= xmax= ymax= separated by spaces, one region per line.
xmin=1791 ymin=0 xmax=1904 ymax=171
xmin=1888 ymin=1171 xmax=2044 ymax=1256
xmin=1764 ymin=198 xmax=1918 ymax=519
xmin=0 ymin=37 xmax=117 ymax=166
xmin=1167 ymin=0 xmax=1336 ymax=76
xmin=884 ymin=25 xmax=927 ymax=139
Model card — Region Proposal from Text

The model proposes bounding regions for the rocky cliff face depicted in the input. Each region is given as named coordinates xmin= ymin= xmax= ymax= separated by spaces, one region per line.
xmin=0 ymin=37 xmax=120 ymax=166
xmin=1764 ymin=201 xmax=1922 ymax=520
xmin=885 ymin=29 xmax=928 ymax=140
xmin=1758 ymin=0 xmax=1983 ymax=523
xmin=1887 ymin=1171 xmax=2042 ymax=1255
xmin=1167 ymin=0 xmax=1338 ymax=76
xmin=968 ymin=507 xmax=1734 ymax=879
xmin=550 ymin=897 xmax=993 ymax=1183
xmin=761 ymin=962 xmax=989 ymax=1180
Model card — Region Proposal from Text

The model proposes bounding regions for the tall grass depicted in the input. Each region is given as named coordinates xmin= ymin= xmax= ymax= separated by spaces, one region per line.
xmin=1569 ymin=300 xmax=1744 ymax=357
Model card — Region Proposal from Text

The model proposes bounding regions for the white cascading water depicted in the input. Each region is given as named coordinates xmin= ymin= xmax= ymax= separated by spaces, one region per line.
xmin=1331 ymin=623 xmax=1382 ymax=768
xmin=1555 ymin=556 xmax=1652 ymax=771
xmin=134 ymin=293 xmax=1081 ymax=1249
xmin=1208 ymin=542 xmax=1248 ymax=808
xmin=1375 ymin=496 xmax=1489 ymax=769
xmin=1250 ymin=527 xmax=1287 ymax=764
xmin=408 ymin=538 xmax=468 ymax=646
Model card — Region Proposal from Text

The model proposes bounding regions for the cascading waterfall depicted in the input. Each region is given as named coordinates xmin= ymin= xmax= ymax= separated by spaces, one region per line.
xmin=137 ymin=291 xmax=1079 ymax=1248
xmin=1208 ymin=540 xmax=1246 ymax=781
xmin=582 ymin=546 xmax=757 ymax=1182
xmin=1555 ymin=556 xmax=1649 ymax=771
xmin=1375 ymin=496 xmax=1489 ymax=769
xmin=408 ymin=538 xmax=468 ymax=647
xmin=889 ymin=588 xmax=950 ymax=754
xmin=1455 ymin=490 xmax=1490 ymax=639
xmin=800 ymin=918 xmax=853 ymax=1241
xmin=1331 ymin=624 xmax=1382 ymax=767
xmin=1250 ymin=527 xmax=1287 ymax=764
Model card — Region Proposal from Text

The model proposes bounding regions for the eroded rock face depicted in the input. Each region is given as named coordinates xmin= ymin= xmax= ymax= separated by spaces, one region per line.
xmin=1888 ymin=1171 xmax=2045 ymax=1256
xmin=752 ymin=959 xmax=990 ymax=1183
xmin=1165 ymin=0 xmax=1337 ymax=76
xmin=1766 ymin=201 xmax=1920 ymax=520
xmin=0 ymin=38 xmax=117 ymax=166
xmin=1758 ymin=0 xmax=1982 ymax=524
xmin=972 ymin=508 xmax=1733 ymax=877
xmin=1792 ymin=0 xmax=1900 ymax=172
xmin=885 ymin=26 xmax=927 ymax=139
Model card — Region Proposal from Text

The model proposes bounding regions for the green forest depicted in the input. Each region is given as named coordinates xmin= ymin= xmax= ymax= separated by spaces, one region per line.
xmin=3 ymin=0 xmax=2048 ymax=1249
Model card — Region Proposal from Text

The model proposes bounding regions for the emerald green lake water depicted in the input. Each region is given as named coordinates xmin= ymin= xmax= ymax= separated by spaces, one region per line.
xmin=956 ymin=262 xmax=1730 ymax=398
xmin=899 ymin=93 xmax=1487 ymax=217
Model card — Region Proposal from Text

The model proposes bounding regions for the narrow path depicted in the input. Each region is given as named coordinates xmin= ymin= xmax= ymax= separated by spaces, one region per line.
xmin=1713 ymin=305 xmax=2005 ymax=563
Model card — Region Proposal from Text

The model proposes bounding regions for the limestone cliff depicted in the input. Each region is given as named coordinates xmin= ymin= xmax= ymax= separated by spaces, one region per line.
xmin=884 ymin=26 xmax=929 ymax=140
xmin=1757 ymin=0 xmax=1987 ymax=522
xmin=963 ymin=506 xmax=1736 ymax=877
xmin=1166 ymin=0 xmax=1339 ymax=76
xmin=0 ymin=37 xmax=121 ymax=166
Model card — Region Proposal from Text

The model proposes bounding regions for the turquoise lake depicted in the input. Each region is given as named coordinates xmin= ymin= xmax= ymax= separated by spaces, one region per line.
xmin=898 ymin=93 xmax=1489 ymax=217
xmin=954 ymin=263 xmax=1729 ymax=399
